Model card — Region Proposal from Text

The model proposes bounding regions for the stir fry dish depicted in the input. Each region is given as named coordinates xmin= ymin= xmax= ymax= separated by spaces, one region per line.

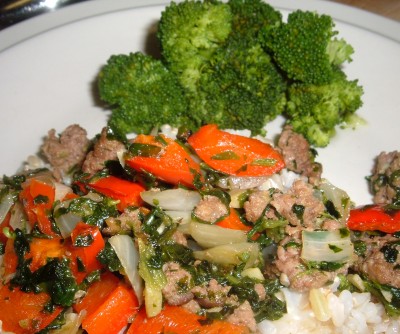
xmin=0 ymin=0 xmax=399 ymax=333
xmin=0 ymin=123 xmax=399 ymax=334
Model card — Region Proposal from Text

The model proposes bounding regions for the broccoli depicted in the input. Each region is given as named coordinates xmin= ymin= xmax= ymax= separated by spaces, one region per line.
xmin=228 ymin=0 xmax=282 ymax=41
xmin=157 ymin=0 xmax=232 ymax=92
xmin=160 ymin=0 xmax=286 ymax=135
xmin=261 ymin=10 xmax=354 ymax=84
xmin=192 ymin=0 xmax=286 ymax=134
xmin=286 ymin=70 xmax=363 ymax=147
xmin=260 ymin=10 xmax=363 ymax=146
xmin=98 ymin=52 xmax=191 ymax=136
xmin=97 ymin=0 xmax=363 ymax=146
xmin=189 ymin=38 xmax=287 ymax=134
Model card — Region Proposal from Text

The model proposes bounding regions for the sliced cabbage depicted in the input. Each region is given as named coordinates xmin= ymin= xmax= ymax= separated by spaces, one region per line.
xmin=108 ymin=235 xmax=143 ymax=304
xmin=189 ymin=221 xmax=247 ymax=248
xmin=137 ymin=238 xmax=166 ymax=317
xmin=301 ymin=230 xmax=353 ymax=263
xmin=9 ymin=202 xmax=30 ymax=233
xmin=193 ymin=242 xmax=260 ymax=268
xmin=319 ymin=179 xmax=351 ymax=224
xmin=53 ymin=200 xmax=82 ymax=238
xmin=54 ymin=182 xmax=73 ymax=201
xmin=141 ymin=188 xmax=201 ymax=211
xmin=0 ymin=192 xmax=14 ymax=224
xmin=165 ymin=210 xmax=192 ymax=224
xmin=228 ymin=189 xmax=248 ymax=208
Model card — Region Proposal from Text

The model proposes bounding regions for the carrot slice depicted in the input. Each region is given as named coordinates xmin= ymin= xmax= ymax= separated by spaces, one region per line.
xmin=127 ymin=305 xmax=250 ymax=334
xmin=126 ymin=135 xmax=201 ymax=187
xmin=68 ymin=222 xmax=105 ymax=283
xmin=3 ymin=238 xmax=18 ymax=277
xmin=347 ymin=204 xmax=400 ymax=233
xmin=0 ymin=285 xmax=63 ymax=334
xmin=19 ymin=179 xmax=59 ymax=237
xmin=81 ymin=283 xmax=139 ymax=334
xmin=188 ymin=124 xmax=285 ymax=177
xmin=88 ymin=175 xmax=145 ymax=211
xmin=73 ymin=271 xmax=119 ymax=316
xmin=28 ymin=238 xmax=65 ymax=272
xmin=217 ymin=208 xmax=251 ymax=231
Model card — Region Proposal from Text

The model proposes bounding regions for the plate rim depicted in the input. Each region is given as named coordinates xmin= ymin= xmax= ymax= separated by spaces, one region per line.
xmin=0 ymin=0 xmax=399 ymax=52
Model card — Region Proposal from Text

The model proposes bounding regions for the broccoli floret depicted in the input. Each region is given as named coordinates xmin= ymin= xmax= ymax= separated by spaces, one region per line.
xmin=262 ymin=10 xmax=354 ymax=84
xmin=97 ymin=1 xmax=363 ymax=146
xmin=228 ymin=0 xmax=282 ymax=40
xmin=166 ymin=0 xmax=286 ymax=135
xmin=98 ymin=52 xmax=191 ymax=136
xmin=158 ymin=0 xmax=232 ymax=92
xmin=286 ymin=70 xmax=363 ymax=147
xmin=191 ymin=38 xmax=287 ymax=134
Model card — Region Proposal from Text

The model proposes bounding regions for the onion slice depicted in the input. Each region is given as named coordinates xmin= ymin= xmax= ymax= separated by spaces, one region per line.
xmin=108 ymin=234 xmax=143 ymax=304
xmin=189 ymin=221 xmax=247 ymax=248
xmin=193 ymin=242 xmax=260 ymax=268
xmin=141 ymin=188 xmax=201 ymax=211
xmin=301 ymin=230 xmax=353 ymax=263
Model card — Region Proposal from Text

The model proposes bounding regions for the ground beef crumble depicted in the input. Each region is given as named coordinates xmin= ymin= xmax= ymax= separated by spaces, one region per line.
xmin=278 ymin=125 xmax=322 ymax=186
xmin=162 ymin=262 xmax=194 ymax=306
xmin=354 ymin=234 xmax=400 ymax=288
xmin=82 ymin=127 xmax=125 ymax=175
xmin=193 ymin=195 xmax=228 ymax=223
xmin=370 ymin=151 xmax=400 ymax=205
xmin=41 ymin=124 xmax=89 ymax=180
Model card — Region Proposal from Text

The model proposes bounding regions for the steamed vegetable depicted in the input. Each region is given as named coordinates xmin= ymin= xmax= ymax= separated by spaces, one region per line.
xmin=261 ymin=10 xmax=363 ymax=146
xmin=301 ymin=230 xmax=353 ymax=263
xmin=187 ymin=124 xmax=285 ymax=177
xmin=108 ymin=234 xmax=143 ymax=304
xmin=125 ymin=134 xmax=201 ymax=187
xmin=98 ymin=0 xmax=362 ymax=146
xmin=88 ymin=175 xmax=145 ymax=211
xmin=127 ymin=304 xmax=250 ymax=334
xmin=347 ymin=204 xmax=400 ymax=233
xmin=0 ymin=285 xmax=64 ymax=334
xmin=98 ymin=52 xmax=191 ymax=136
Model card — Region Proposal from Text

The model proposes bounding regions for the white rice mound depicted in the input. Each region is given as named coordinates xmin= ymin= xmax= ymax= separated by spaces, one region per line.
xmin=258 ymin=283 xmax=400 ymax=334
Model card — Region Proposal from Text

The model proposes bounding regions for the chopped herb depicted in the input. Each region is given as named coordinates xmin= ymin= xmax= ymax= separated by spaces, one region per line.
xmin=128 ymin=143 xmax=162 ymax=157
xmin=33 ymin=194 xmax=49 ymax=205
xmin=97 ymin=242 xmax=122 ymax=272
xmin=292 ymin=204 xmax=305 ymax=221
xmin=251 ymin=158 xmax=276 ymax=167
xmin=328 ymin=244 xmax=343 ymax=253
xmin=380 ymin=243 xmax=399 ymax=263
xmin=353 ymin=240 xmax=367 ymax=256
xmin=73 ymin=233 xmax=94 ymax=247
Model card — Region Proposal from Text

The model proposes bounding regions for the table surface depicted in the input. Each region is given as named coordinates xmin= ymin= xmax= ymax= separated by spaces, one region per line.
xmin=331 ymin=0 xmax=400 ymax=21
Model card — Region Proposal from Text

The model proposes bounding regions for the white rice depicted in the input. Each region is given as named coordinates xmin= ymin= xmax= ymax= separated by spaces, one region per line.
xmin=259 ymin=285 xmax=400 ymax=334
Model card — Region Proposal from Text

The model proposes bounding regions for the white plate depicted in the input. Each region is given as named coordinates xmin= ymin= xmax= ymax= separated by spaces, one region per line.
xmin=0 ymin=0 xmax=399 ymax=206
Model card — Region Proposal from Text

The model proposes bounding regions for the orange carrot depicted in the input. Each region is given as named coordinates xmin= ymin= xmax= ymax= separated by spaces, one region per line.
xmin=88 ymin=175 xmax=145 ymax=211
xmin=19 ymin=179 xmax=59 ymax=237
xmin=68 ymin=222 xmax=105 ymax=283
xmin=127 ymin=305 xmax=250 ymax=334
xmin=126 ymin=135 xmax=201 ymax=187
xmin=73 ymin=271 xmax=120 ymax=316
xmin=3 ymin=238 xmax=18 ymax=277
xmin=217 ymin=208 xmax=251 ymax=232
xmin=188 ymin=124 xmax=285 ymax=177
xmin=28 ymin=238 xmax=65 ymax=272
xmin=0 ymin=285 xmax=63 ymax=334
xmin=81 ymin=283 xmax=139 ymax=334
xmin=29 ymin=179 xmax=55 ymax=204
